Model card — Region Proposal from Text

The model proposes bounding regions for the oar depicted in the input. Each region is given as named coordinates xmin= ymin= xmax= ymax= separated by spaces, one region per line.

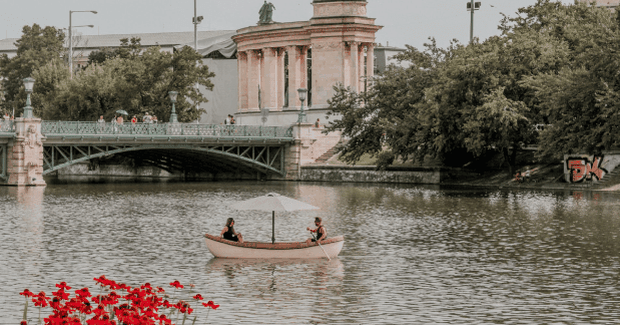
xmin=311 ymin=232 xmax=331 ymax=261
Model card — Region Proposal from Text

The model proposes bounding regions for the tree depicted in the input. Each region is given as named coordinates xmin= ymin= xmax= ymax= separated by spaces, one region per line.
xmin=0 ymin=24 xmax=65 ymax=115
xmin=327 ymin=0 xmax=613 ymax=172
xmin=38 ymin=40 xmax=215 ymax=122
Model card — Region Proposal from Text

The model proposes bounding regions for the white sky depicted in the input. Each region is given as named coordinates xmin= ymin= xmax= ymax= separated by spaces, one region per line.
xmin=0 ymin=0 xmax=574 ymax=50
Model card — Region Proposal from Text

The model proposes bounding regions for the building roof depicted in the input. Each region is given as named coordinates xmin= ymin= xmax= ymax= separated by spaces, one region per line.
xmin=174 ymin=31 xmax=237 ymax=58
xmin=0 ymin=30 xmax=236 ymax=52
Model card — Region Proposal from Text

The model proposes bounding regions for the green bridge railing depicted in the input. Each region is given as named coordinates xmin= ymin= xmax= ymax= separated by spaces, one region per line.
xmin=40 ymin=121 xmax=294 ymax=139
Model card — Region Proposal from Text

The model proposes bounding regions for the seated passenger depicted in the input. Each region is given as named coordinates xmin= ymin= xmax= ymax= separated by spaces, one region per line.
xmin=220 ymin=218 xmax=244 ymax=243
xmin=306 ymin=217 xmax=327 ymax=244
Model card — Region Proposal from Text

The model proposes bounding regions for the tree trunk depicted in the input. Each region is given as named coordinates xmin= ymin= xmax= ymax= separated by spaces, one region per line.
xmin=503 ymin=146 xmax=517 ymax=177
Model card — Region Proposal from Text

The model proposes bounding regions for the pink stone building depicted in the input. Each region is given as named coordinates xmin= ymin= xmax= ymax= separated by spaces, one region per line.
xmin=233 ymin=0 xmax=382 ymax=125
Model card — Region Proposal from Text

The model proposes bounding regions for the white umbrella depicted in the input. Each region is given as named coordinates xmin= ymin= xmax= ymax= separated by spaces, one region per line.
xmin=231 ymin=192 xmax=319 ymax=243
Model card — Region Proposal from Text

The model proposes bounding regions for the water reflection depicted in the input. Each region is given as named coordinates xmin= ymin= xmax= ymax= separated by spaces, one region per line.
xmin=1 ymin=182 xmax=620 ymax=323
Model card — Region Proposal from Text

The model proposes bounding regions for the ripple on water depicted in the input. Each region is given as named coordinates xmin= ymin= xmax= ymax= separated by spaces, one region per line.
xmin=1 ymin=183 xmax=620 ymax=324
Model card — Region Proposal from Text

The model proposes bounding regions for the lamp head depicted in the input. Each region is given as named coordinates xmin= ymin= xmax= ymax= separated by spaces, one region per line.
xmin=297 ymin=88 xmax=308 ymax=102
xmin=168 ymin=91 xmax=178 ymax=103
xmin=23 ymin=77 xmax=35 ymax=93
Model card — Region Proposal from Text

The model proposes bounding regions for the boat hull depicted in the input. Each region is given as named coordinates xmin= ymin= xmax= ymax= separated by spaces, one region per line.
xmin=204 ymin=234 xmax=344 ymax=259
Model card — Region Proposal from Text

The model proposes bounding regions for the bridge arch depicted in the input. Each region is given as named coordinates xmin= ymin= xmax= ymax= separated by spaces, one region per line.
xmin=42 ymin=143 xmax=289 ymax=178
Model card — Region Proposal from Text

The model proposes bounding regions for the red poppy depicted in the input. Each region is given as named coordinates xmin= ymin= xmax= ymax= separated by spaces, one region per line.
xmin=192 ymin=294 xmax=203 ymax=300
xmin=20 ymin=289 xmax=34 ymax=297
xmin=203 ymin=301 xmax=220 ymax=310
xmin=169 ymin=280 xmax=184 ymax=289
xmin=20 ymin=321 xmax=27 ymax=325
xmin=55 ymin=282 xmax=72 ymax=291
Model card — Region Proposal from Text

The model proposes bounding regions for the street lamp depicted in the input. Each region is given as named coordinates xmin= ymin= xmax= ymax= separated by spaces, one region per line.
xmin=69 ymin=10 xmax=97 ymax=78
xmin=22 ymin=77 xmax=35 ymax=119
xmin=467 ymin=1 xmax=481 ymax=43
xmin=297 ymin=88 xmax=308 ymax=123
xmin=193 ymin=0 xmax=204 ymax=51
xmin=168 ymin=91 xmax=179 ymax=123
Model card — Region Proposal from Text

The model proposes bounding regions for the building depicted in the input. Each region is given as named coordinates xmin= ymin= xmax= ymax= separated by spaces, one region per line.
xmin=374 ymin=44 xmax=409 ymax=74
xmin=576 ymin=0 xmax=620 ymax=12
xmin=233 ymin=0 xmax=382 ymax=125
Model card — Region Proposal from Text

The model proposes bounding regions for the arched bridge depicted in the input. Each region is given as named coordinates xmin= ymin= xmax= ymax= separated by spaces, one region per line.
xmin=0 ymin=121 xmax=296 ymax=182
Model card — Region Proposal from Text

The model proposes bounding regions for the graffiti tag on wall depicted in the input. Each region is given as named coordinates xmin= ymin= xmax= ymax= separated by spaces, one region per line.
xmin=566 ymin=156 xmax=607 ymax=183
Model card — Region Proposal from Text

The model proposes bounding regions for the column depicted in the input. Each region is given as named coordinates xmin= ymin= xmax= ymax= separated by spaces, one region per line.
xmin=286 ymin=46 xmax=303 ymax=109
xmin=237 ymin=51 xmax=248 ymax=111
xmin=262 ymin=47 xmax=278 ymax=109
xmin=358 ymin=44 xmax=365 ymax=93
xmin=247 ymin=50 xmax=260 ymax=110
xmin=366 ymin=43 xmax=375 ymax=82
xmin=276 ymin=48 xmax=285 ymax=110
xmin=349 ymin=42 xmax=360 ymax=92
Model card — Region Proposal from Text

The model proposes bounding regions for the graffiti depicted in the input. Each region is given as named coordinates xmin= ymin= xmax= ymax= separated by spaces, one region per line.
xmin=566 ymin=156 xmax=607 ymax=183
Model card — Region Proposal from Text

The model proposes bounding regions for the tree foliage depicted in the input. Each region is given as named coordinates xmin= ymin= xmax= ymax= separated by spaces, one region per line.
xmin=326 ymin=0 xmax=620 ymax=170
xmin=1 ymin=28 xmax=215 ymax=122
xmin=0 ymin=24 xmax=65 ymax=114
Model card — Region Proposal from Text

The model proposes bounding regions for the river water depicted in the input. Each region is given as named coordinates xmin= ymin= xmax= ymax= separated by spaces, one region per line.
xmin=1 ymin=181 xmax=619 ymax=324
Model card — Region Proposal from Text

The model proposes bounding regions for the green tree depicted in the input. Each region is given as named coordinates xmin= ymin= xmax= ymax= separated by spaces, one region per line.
xmin=0 ymin=24 xmax=65 ymax=115
xmin=327 ymin=0 xmax=609 ymax=172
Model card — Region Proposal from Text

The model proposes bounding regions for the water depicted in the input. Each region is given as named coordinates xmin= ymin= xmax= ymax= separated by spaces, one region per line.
xmin=1 ymin=182 xmax=620 ymax=324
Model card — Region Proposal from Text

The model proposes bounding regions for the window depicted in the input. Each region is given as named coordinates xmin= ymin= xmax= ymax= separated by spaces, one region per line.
xmin=284 ymin=51 xmax=289 ymax=108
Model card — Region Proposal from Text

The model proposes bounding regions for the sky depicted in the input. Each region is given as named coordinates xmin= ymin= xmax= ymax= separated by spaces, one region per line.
xmin=0 ymin=0 xmax=575 ymax=50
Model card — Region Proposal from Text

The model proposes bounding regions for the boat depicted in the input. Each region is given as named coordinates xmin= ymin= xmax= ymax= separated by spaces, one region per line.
xmin=204 ymin=233 xmax=345 ymax=259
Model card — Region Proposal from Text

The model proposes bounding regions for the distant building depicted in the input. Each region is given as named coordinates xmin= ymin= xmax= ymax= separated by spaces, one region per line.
xmin=0 ymin=31 xmax=238 ymax=124
xmin=374 ymin=44 xmax=410 ymax=74
xmin=576 ymin=0 xmax=620 ymax=12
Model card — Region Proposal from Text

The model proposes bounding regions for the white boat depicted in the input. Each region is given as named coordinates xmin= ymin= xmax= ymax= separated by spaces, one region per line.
xmin=204 ymin=234 xmax=345 ymax=259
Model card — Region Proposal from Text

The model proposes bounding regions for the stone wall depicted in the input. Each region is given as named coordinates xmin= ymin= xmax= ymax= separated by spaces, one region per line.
xmin=564 ymin=153 xmax=620 ymax=183
xmin=300 ymin=166 xmax=442 ymax=184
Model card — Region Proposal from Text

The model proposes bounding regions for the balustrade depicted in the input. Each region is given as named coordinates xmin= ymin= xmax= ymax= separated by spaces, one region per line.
xmin=40 ymin=121 xmax=294 ymax=139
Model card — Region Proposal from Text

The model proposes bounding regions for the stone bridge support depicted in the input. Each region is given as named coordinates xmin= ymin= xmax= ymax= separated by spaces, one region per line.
xmin=5 ymin=118 xmax=46 ymax=186
xmin=285 ymin=122 xmax=341 ymax=180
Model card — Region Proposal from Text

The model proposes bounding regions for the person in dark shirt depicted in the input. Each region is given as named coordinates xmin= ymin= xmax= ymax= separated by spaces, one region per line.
xmin=306 ymin=217 xmax=327 ymax=244
xmin=220 ymin=218 xmax=244 ymax=243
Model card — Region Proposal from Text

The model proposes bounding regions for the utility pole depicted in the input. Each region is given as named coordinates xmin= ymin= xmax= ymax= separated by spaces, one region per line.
xmin=194 ymin=0 xmax=197 ymax=51
xmin=470 ymin=0 xmax=475 ymax=43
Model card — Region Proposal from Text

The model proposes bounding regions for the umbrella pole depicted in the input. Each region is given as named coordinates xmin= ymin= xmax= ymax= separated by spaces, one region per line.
xmin=272 ymin=211 xmax=275 ymax=244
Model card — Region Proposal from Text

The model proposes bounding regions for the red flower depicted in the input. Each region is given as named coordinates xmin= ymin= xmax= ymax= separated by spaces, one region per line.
xmin=203 ymin=301 xmax=219 ymax=310
xmin=55 ymin=282 xmax=72 ymax=291
xmin=75 ymin=287 xmax=92 ymax=298
xmin=192 ymin=294 xmax=203 ymax=300
xmin=20 ymin=321 xmax=27 ymax=325
xmin=169 ymin=280 xmax=183 ymax=289
xmin=20 ymin=289 xmax=34 ymax=298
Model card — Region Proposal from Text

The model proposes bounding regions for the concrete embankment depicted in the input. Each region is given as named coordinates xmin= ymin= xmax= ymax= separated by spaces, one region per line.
xmin=301 ymin=165 xmax=449 ymax=184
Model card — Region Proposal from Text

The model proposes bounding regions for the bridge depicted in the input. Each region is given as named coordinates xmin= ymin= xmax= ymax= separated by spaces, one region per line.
xmin=0 ymin=119 xmax=313 ymax=186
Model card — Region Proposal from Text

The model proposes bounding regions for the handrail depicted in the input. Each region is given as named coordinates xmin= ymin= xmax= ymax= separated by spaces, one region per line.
xmin=40 ymin=121 xmax=294 ymax=138
xmin=0 ymin=120 xmax=14 ymax=133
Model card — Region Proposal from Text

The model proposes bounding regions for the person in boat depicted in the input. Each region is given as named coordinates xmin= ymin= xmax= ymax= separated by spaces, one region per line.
xmin=220 ymin=218 xmax=244 ymax=243
xmin=306 ymin=217 xmax=327 ymax=244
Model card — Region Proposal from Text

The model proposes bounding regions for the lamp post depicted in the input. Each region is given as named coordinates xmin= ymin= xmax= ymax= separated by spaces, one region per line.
xmin=168 ymin=91 xmax=179 ymax=123
xmin=69 ymin=10 xmax=97 ymax=78
xmin=22 ymin=77 xmax=35 ymax=119
xmin=467 ymin=1 xmax=481 ymax=44
xmin=193 ymin=0 xmax=204 ymax=51
xmin=297 ymin=88 xmax=308 ymax=123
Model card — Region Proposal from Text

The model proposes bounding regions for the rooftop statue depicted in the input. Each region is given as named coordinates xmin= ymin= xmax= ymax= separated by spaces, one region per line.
xmin=258 ymin=1 xmax=276 ymax=25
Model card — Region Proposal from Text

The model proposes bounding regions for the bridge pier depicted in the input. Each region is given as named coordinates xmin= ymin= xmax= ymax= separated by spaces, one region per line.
xmin=285 ymin=122 xmax=339 ymax=180
xmin=5 ymin=118 xmax=46 ymax=186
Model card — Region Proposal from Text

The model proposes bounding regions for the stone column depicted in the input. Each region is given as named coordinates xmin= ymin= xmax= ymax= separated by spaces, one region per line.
xmin=237 ymin=51 xmax=249 ymax=111
xmin=358 ymin=44 xmax=366 ymax=93
xmin=247 ymin=50 xmax=261 ymax=110
xmin=6 ymin=118 xmax=46 ymax=186
xmin=366 ymin=43 xmax=375 ymax=81
xmin=262 ymin=47 xmax=278 ymax=110
xmin=286 ymin=46 xmax=302 ymax=109
xmin=349 ymin=42 xmax=360 ymax=92
xmin=276 ymin=48 xmax=285 ymax=110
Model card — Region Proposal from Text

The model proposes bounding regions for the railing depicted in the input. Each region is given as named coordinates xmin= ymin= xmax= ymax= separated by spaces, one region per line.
xmin=41 ymin=121 xmax=294 ymax=138
xmin=0 ymin=120 xmax=14 ymax=133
